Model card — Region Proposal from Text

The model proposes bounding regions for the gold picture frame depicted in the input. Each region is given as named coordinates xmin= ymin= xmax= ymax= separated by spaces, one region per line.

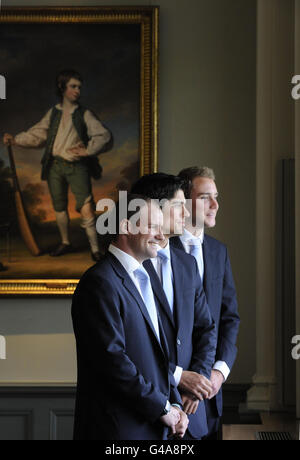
xmin=0 ymin=6 xmax=159 ymax=296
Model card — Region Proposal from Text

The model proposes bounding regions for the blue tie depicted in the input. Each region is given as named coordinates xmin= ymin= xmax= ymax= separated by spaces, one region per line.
xmin=134 ymin=266 xmax=160 ymax=342
xmin=157 ymin=249 xmax=174 ymax=313
xmin=189 ymin=243 xmax=204 ymax=280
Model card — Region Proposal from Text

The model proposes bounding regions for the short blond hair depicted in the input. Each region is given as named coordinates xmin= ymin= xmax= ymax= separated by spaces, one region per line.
xmin=178 ymin=166 xmax=216 ymax=198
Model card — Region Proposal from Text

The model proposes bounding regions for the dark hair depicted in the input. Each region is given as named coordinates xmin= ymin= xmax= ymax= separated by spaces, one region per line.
xmin=131 ymin=173 xmax=185 ymax=202
xmin=178 ymin=166 xmax=216 ymax=198
xmin=56 ymin=69 xmax=83 ymax=100
xmin=108 ymin=193 xmax=157 ymax=242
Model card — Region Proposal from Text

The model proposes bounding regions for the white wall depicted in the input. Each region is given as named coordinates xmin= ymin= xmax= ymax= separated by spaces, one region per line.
xmin=0 ymin=0 xmax=257 ymax=385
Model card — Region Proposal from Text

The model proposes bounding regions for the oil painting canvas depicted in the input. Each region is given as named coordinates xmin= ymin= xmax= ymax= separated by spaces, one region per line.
xmin=0 ymin=7 xmax=158 ymax=294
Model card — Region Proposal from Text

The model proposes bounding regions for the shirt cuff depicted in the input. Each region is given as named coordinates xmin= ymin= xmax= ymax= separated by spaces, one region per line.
xmin=173 ymin=366 xmax=183 ymax=387
xmin=213 ymin=361 xmax=230 ymax=381
xmin=171 ymin=403 xmax=183 ymax=411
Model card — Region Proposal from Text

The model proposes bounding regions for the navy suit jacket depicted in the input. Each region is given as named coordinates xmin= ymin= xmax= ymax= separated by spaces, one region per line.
xmin=71 ymin=252 xmax=182 ymax=440
xmin=143 ymin=246 xmax=217 ymax=439
xmin=170 ymin=234 xmax=240 ymax=416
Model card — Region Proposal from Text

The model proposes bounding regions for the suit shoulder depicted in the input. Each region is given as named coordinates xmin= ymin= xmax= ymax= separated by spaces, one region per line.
xmin=170 ymin=245 xmax=199 ymax=276
xmin=77 ymin=257 xmax=115 ymax=289
xmin=170 ymin=245 xmax=194 ymax=262
xmin=204 ymin=234 xmax=227 ymax=252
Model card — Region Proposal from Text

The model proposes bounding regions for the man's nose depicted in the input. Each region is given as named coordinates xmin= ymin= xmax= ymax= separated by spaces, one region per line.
xmin=210 ymin=198 xmax=218 ymax=209
xmin=156 ymin=227 xmax=165 ymax=240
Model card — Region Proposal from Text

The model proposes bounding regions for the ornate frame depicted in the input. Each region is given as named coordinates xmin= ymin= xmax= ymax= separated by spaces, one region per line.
xmin=0 ymin=6 xmax=159 ymax=296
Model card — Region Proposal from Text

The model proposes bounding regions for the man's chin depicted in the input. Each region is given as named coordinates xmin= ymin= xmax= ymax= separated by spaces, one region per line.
xmin=205 ymin=219 xmax=216 ymax=228
xmin=146 ymin=250 xmax=157 ymax=259
xmin=147 ymin=244 xmax=159 ymax=258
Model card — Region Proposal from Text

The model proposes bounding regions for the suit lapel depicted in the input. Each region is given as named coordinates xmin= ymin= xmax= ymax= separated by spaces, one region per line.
xmin=202 ymin=235 xmax=214 ymax=292
xmin=143 ymin=259 xmax=176 ymax=330
xmin=156 ymin=311 xmax=171 ymax=362
xmin=170 ymin=247 xmax=184 ymax=332
xmin=172 ymin=234 xmax=214 ymax=292
xmin=169 ymin=236 xmax=184 ymax=251
xmin=108 ymin=253 xmax=167 ymax=357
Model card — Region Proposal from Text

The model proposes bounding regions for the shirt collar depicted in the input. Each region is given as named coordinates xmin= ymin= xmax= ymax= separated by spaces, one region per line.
xmin=56 ymin=103 xmax=79 ymax=114
xmin=180 ymin=228 xmax=204 ymax=245
xmin=108 ymin=244 xmax=141 ymax=274
xmin=157 ymin=240 xmax=171 ymax=259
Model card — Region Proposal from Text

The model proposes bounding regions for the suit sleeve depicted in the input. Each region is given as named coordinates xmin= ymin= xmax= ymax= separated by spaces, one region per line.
xmin=189 ymin=259 xmax=217 ymax=379
xmin=72 ymin=275 xmax=167 ymax=424
xmin=216 ymin=248 xmax=240 ymax=369
xmin=168 ymin=370 xmax=183 ymax=406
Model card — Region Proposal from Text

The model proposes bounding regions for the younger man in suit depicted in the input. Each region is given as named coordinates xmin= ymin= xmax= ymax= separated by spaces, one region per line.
xmin=72 ymin=194 xmax=188 ymax=440
xmin=172 ymin=166 xmax=240 ymax=439
xmin=3 ymin=69 xmax=112 ymax=261
xmin=131 ymin=174 xmax=217 ymax=440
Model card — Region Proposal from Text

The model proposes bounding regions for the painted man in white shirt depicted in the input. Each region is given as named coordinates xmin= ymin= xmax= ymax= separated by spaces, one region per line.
xmin=3 ymin=69 xmax=111 ymax=261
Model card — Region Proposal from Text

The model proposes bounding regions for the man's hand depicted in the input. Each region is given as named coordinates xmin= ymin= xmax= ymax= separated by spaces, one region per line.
xmin=160 ymin=407 xmax=181 ymax=436
xmin=68 ymin=142 xmax=88 ymax=157
xmin=182 ymin=393 xmax=199 ymax=415
xmin=3 ymin=133 xmax=15 ymax=146
xmin=208 ymin=369 xmax=224 ymax=399
xmin=173 ymin=407 xmax=189 ymax=439
xmin=179 ymin=370 xmax=213 ymax=400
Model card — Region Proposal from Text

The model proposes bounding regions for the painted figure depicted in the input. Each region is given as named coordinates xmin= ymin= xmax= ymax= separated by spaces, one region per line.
xmin=3 ymin=69 xmax=112 ymax=261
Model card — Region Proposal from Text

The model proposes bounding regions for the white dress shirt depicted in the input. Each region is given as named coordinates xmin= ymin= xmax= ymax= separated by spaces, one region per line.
xmin=109 ymin=244 xmax=173 ymax=412
xmin=179 ymin=229 xmax=230 ymax=381
xmin=108 ymin=244 xmax=143 ymax=297
xmin=179 ymin=228 xmax=204 ymax=279
xmin=151 ymin=241 xmax=183 ymax=386
xmin=15 ymin=104 xmax=110 ymax=162
xmin=151 ymin=242 xmax=173 ymax=285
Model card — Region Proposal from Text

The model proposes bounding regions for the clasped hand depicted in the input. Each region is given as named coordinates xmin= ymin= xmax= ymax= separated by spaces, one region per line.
xmin=179 ymin=370 xmax=224 ymax=414
xmin=160 ymin=406 xmax=189 ymax=438
xmin=67 ymin=142 xmax=88 ymax=157
xmin=179 ymin=370 xmax=213 ymax=401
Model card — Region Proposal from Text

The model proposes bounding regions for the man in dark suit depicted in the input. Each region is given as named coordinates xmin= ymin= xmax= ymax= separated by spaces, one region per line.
xmin=71 ymin=194 xmax=188 ymax=440
xmin=171 ymin=166 xmax=240 ymax=440
xmin=131 ymin=174 xmax=217 ymax=440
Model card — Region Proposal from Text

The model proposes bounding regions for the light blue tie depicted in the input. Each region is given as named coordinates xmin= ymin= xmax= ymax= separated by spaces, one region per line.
xmin=157 ymin=249 xmax=174 ymax=313
xmin=189 ymin=243 xmax=204 ymax=280
xmin=134 ymin=266 xmax=160 ymax=342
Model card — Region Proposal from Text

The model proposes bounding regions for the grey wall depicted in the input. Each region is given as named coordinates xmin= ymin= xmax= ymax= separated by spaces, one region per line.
xmin=0 ymin=0 xmax=257 ymax=384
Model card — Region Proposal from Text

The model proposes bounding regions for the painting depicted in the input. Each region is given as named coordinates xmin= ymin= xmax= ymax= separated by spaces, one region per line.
xmin=0 ymin=7 xmax=159 ymax=295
